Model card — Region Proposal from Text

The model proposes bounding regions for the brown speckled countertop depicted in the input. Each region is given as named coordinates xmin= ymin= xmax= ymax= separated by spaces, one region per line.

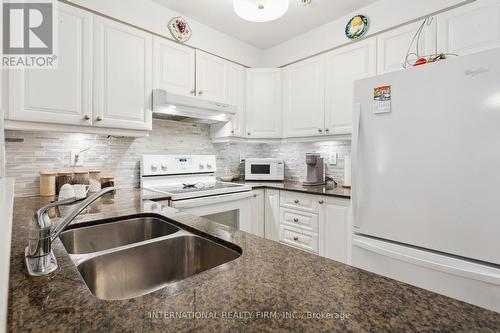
xmin=8 ymin=189 xmax=500 ymax=332
xmin=233 ymin=180 xmax=351 ymax=199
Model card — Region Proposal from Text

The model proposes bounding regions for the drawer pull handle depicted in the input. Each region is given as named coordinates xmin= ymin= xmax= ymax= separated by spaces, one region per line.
xmin=293 ymin=218 xmax=299 ymax=222
xmin=293 ymin=236 xmax=299 ymax=241
xmin=294 ymin=199 xmax=299 ymax=204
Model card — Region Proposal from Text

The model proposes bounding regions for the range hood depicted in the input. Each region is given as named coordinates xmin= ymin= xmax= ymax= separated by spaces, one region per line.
xmin=152 ymin=89 xmax=237 ymax=124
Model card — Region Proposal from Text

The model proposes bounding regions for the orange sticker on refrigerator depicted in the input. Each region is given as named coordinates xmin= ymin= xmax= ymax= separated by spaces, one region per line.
xmin=373 ymin=85 xmax=391 ymax=114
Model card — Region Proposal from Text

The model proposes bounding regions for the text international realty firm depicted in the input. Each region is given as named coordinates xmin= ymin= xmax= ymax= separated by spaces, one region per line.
xmin=148 ymin=311 xmax=352 ymax=321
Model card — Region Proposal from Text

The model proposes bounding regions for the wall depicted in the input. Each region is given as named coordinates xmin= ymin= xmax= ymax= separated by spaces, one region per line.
xmin=5 ymin=120 xmax=349 ymax=197
xmin=214 ymin=141 xmax=351 ymax=184
xmin=262 ymin=0 xmax=472 ymax=67
xmin=66 ymin=0 xmax=263 ymax=67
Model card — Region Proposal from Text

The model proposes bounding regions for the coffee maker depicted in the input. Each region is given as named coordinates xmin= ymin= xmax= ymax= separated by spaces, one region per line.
xmin=303 ymin=153 xmax=325 ymax=186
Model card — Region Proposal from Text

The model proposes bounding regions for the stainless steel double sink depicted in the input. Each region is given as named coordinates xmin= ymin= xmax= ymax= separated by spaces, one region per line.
xmin=59 ymin=215 xmax=241 ymax=301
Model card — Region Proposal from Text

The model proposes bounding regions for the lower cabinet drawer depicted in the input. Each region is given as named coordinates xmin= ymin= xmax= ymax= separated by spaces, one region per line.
xmin=279 ymin=225 xmax=319 ymax=254
xmin=280 ymin=191 xmax=319 ymax=213
xmin=280 ymin=208 xmax=318 ymax=233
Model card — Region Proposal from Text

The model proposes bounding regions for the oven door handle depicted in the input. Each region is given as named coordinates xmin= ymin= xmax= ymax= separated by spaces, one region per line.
xmin=171 ymin=191 xmax=254 ymax=209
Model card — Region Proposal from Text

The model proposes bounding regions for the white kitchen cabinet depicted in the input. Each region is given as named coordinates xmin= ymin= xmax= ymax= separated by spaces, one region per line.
xmin=8 ymin=3 xmax=93 ymax=126
xmin=196 ymin=50 xmax=229 ymax=104
xmin=210 ymin=63 xmax=246 ymax=139
xmin=324 ymin=38 xmax=376 ymax=135
xmin=93 ymin=16 xmax=152 ymax=131
xmin=153 ymin=36 xmax=195 ymax=97
xmin=377 ymin=19 xmax=437 ymax=74
xmin=264 ymin=189 xmax=280 ymax=241
xmin=246 ymin=69 xmax=282 ymax=138
xmin=250 ymin=189 xmax=265 ymax=238
xmin=283 ymin=56 xmax=326 ymax=138
xmin=437 ymin=0 xmax=500 ymax=57
xmin=319 ymin=197 xmax=350 ymax=264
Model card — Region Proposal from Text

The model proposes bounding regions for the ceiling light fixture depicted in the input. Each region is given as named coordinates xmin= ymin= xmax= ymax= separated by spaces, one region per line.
xmin=233 ymin=0 xmax=289 ymax=23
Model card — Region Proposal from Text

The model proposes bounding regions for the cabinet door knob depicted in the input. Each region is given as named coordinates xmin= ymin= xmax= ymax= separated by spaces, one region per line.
xmin=231 ymin=130 xmax=235 ymax=134
xmin=325 ymin=128 xmax=329 ymax=133
xmin=247 ymin=132 xmax=251 ymax=136
xmin=318 ymin=128 xmax=323 ymax=133
xmin=83 ymin=115 xmax=90 ymax=120
xmin=253 ymin=194 xmax=258 ymax=198
xmin=198 ymin=91 xmax=203 ymax=96
xmin=293 ymin=218 xmax=299 ymax=222
xmin=294 ymin=199 xmax=299 ymax=204
xmin=293 ymin=236 xmax=299 ymax=241
xmin=319 ymin=200 xmax=324 ymax=204
xmin=96 ymin=116 xmax=103 ymax=121
xmin=190 ymin=90 xmax=196 ymax=95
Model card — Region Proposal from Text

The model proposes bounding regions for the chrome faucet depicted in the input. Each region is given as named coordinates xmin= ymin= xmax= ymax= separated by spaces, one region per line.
xmin=25 ymin=187 xmax=115 ymax=277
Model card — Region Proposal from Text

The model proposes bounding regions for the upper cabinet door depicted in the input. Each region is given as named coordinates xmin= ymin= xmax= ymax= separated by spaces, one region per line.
xmin=153 ymin=37 xmax=195 ymax=97
xmin=325 ymin=38 xmax=376 ymax=135
xmin=283 ymin=56 xmax=326 ymax=138
xmin=437 ymin=0 xmax=500 ymax=56
xmin=93 ymin=16 xmax=152 ymax=131
xmin=209 ymin=63 xmax=246 ymax=139
xmin=229 ymin=63 xmax=246 ymax=137
xmin=195 ymin=50 xmax=229 ymax=104
xmin=377 ymin=19 xmax=437 ymax=74
xmin=246 ymin=69 xmax=282 ymax=139
xmin=8 ymin=3 xmax=92 ymax=125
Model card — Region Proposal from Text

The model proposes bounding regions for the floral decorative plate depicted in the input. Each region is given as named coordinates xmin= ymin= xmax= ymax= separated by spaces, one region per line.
xmin=168 ymin=17 xmax=192 ymax=43
xmin=345 ymin=15 xmax=369 ymax=40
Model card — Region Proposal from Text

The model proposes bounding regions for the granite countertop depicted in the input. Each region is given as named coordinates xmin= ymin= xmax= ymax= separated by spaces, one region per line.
xmin=8 ymin=189 xmax=500 ymax=332
xmin=1 ymin=178 xmax=15 ymax=333
xmin=233 ymin=180 xmax=351 ymax=199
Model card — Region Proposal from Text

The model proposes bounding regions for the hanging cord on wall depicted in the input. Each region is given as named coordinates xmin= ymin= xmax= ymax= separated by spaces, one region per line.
xmin=403 ymin=16 xmax=458 ymax=69
xmin=73 ymin=135 xmax=113 ymax=164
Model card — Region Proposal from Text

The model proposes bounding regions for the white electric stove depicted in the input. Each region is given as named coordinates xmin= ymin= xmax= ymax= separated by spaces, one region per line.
xmin=141 ymin=155 xmax=252 ymax=232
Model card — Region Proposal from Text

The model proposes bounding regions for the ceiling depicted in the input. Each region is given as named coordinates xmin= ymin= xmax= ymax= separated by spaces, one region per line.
xmin=153 ymin=0 xmax=379 ymax=49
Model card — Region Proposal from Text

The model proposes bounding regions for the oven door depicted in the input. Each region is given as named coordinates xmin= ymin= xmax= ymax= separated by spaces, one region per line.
xmin=170 ymin=192 xmax=253 ymax=232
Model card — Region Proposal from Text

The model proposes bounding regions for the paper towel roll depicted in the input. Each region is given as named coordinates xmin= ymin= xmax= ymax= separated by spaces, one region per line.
xmin=344 ymin=154 xmax=352 ymax=187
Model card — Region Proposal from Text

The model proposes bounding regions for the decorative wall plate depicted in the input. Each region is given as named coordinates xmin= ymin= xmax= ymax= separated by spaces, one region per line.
xmin=345 ymin=15 xmax=369 ymax=40
xmin=168 ymin=16 xmax=192 ymax=43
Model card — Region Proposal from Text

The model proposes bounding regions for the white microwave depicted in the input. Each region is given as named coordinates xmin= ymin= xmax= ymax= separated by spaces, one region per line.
xmin=245 ymin=158 xmax=284 ymax=181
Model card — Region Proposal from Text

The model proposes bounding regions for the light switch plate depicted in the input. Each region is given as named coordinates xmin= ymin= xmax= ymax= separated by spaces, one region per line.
xmin=329 ymin=153 xmax=338 ymax=165
xmin=70 ymin=149 xmax=84 ymax=167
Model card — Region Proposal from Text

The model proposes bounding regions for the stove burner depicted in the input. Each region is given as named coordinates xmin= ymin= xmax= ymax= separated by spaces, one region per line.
xmin=182 ymin=182 xmax=206 ymax=189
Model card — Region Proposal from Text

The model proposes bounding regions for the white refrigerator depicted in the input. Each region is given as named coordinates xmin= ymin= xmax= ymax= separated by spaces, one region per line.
xmin=351 ymin=47 xmax=500 ymax=312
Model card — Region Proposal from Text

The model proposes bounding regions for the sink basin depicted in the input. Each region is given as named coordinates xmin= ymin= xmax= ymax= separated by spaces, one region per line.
xmin=77 ymin=235 xmax=241 ymax=300
xmin=59 ymin=216 xmax=180 ymax=254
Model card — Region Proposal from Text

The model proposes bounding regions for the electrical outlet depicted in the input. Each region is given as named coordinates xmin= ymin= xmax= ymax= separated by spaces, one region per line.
xmin=239 ymin=154 xmax=245 ymax=163
xmin=70 ymin=149 xmax=84 ymax=167
xmin=329 ymin=153 xmax=338 ymax=165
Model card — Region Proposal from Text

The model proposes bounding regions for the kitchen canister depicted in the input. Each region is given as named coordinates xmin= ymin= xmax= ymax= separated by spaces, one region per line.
xmin=89 ymin=170 xmax=102 ymax=193
xmin=73 ymin=170 xmax=90 ymax=185
xmin=56 ymin=172 xmax=73 ymax=195
xmin=40 ymin=172 xmax=56 ymax=197
xmin=101 ymin=176 xmax=115 ymax=190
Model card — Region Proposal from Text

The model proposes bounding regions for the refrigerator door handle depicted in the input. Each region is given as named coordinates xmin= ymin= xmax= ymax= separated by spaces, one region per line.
xmin=351 ymin=103 xmax=361 ymax=229
xmin=353 ymin=235 xmax=500 ymax=286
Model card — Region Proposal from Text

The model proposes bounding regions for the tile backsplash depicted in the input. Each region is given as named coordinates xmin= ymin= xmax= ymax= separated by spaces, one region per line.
xmin=5 ymin=120 xmax=350 ymax=197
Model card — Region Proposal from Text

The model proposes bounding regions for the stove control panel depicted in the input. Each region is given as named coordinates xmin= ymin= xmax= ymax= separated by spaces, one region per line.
xmin=142 ymin=155 xmax=217 ymax=176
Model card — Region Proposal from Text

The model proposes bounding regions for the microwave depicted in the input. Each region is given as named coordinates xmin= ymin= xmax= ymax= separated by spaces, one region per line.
xmin=245 ymin=158 xmax=284 ymax=181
